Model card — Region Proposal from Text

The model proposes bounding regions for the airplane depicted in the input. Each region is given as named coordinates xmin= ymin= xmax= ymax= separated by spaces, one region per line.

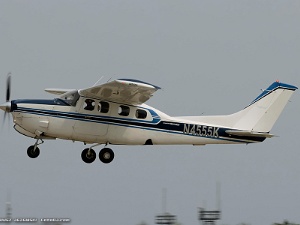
xmin=0 ymin=75 xmax=297 ymax=164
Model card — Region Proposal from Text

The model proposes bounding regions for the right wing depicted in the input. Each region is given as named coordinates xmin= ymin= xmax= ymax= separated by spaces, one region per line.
xmin=79 ymin=78 xmax=161 ymax=105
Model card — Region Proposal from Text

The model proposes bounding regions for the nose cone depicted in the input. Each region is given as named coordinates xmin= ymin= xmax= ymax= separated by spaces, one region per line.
xmin=0 ymin=102 xmax=11 ymax=112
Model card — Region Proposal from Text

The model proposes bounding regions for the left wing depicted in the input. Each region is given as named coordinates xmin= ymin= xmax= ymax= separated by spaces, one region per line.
xmin=79 ymin=78 xmax=161 ymax=105
xmin=45 ymin=88 xmax=76 ymax=95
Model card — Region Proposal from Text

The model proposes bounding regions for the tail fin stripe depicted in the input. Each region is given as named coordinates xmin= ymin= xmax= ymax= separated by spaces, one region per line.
xmin=247 ymin=82 xmax=297 ymax=108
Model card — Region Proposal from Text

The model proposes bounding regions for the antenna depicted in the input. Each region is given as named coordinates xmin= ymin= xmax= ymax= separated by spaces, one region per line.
xmin=216 ymin=182 xmax=221 ymax=211
xmin=162 ymin=188 xmax=167 ymax=213
xmin=92 ymin=76 xmax=104 ymax=86
xmin=198 ymin=183 xmax=221 ymax=225
xmin=155 ymin=188 xmax=177 ymax=225
xmin=5 ymin=190 xmax=12 ymax=223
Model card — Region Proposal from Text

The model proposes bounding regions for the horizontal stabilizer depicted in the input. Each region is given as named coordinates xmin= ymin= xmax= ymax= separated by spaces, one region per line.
xmin=45 ymin=88 xmax=76 ymax=95
xmin=225 ymin=130 xmax=275 ymax=138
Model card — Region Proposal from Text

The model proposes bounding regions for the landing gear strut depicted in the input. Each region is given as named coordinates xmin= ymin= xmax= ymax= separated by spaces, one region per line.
xmin=27 ymin=139 xmax=44 ymax=158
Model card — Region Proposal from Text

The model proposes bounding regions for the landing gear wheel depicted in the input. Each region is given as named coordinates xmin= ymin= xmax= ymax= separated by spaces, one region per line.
xmin=99 ymin=148 xmax=114 ymax=164
xmin=81 ymin=148 xmax=96 ymax=164
xmin=27 ymin=145 xmax=40 ymax=158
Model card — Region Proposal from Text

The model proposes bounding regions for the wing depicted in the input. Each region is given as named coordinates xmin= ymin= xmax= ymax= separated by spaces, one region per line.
xmin=45 ymin=88 xmax=76 ymax=95
xmin=79 ymin=79 xmax=161 ymax=105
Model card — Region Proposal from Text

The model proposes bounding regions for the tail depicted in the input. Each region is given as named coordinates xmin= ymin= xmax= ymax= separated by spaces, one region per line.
xmin=229 ymin=81 xmax=297 ymax=134
xmin=178 ymin=81 xmax=297 ymax=138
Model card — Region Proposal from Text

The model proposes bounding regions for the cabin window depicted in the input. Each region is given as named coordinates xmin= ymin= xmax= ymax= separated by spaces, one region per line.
xmin=98 ymin=101 xmax=109 ymax=113
xmin=118 ymin=105 xmax=130 ymax=116
xmin=84 ymin=99 xmax=95 ymax=111
xmin=136 ymin=109 xmax=147 ymax=119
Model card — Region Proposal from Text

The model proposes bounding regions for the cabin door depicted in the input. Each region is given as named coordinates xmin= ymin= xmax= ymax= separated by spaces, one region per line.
xmin=73 ymin=98 xmax=109 ymax=139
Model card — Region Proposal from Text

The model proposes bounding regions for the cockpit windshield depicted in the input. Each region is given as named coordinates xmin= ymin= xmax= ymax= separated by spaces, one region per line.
xmin=57 ymin=90 xmax=80 ymax=106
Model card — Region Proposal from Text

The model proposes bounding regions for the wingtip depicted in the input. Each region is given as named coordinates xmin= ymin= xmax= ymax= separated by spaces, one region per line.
xmin=117 ymin=78 xmax=161 ymax=90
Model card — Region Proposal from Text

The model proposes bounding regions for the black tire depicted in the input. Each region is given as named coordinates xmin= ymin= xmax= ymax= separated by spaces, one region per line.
xmin=99 ymin=148 xmax=114 ymax=164
xmin=81 ymin=148 xmax=96 ymax=164
xmin=27 ymin=145 xmax=40 ymax=158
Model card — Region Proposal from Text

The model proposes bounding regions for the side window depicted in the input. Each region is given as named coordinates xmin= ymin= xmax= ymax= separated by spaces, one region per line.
xmin=136 ymin=109 xmax=147 ymax=119
xmin=84 ymin=99 xmax=95 ymax=111
xmin=118 ymin=105 xmax=130 ymax=116
xmin=98 ymin=101 xmax=109 ymax=113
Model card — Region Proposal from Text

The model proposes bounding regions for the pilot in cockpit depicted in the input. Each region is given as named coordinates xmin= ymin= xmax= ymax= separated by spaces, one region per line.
xmin=84 ymin=99 xmax=94 ymax=111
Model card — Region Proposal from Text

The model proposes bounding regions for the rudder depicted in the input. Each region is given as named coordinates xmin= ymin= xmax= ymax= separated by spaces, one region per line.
xmin=232 ymin=81 xmax=297 ymax=133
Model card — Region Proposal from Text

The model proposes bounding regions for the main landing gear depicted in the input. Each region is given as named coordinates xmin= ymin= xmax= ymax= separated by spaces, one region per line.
xmin=99 ymin=148 xmax=114 ymax=164
xmin=81 ymin=144 xmax=114 ymax=164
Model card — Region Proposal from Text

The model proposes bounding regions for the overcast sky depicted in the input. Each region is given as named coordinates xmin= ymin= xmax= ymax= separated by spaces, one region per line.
xmin=0 ymin=1 xmax=299 ymax=225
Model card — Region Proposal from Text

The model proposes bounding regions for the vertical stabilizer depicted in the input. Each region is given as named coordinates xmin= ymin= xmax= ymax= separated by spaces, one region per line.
xmin=232 ymin=81 xmax=297 ymax=132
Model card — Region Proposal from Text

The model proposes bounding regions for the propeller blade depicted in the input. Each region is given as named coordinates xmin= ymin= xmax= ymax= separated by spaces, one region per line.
xmin=1 ymin=73 xmax=12 ymax=129
xmin=2 ymin=111 xmax=6 ymax=122
xmin=2 ymin=112 xmax=7 ymax=130
xmin=6 ymin=73 xmax=11 ymax=102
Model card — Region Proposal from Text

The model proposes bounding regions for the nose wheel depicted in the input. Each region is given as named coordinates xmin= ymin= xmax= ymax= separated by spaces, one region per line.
xmin=27 ymin=139 xmax=43 ymax=158
xmin=27 ymin=145 xmax=40 ymax=158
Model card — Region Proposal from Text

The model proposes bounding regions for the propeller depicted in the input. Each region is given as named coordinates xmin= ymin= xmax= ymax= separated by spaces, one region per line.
xmin=0 ymin=73 xmax=12 ymax=126
xmin=6 ymin=73 xmax=11 ymax=102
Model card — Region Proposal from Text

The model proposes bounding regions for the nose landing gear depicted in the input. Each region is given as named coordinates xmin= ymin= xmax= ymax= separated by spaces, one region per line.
xmin=27 ymin=139 xmax=44 ymax=158
xmin=27 ymin=145 xmax=40 ymax=158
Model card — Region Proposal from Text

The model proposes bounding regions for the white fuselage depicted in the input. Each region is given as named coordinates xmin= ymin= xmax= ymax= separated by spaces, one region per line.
xmin=11 ymin=96 xmax=253 ymax=147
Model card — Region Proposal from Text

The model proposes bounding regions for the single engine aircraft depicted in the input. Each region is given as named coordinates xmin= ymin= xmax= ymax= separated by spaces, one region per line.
xmin=0 ymin=75 xmax=297 ymax=164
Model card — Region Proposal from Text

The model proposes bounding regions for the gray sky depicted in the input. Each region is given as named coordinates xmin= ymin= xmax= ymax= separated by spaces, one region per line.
xmin=0 ymin=1 xmax=299 ymax=225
